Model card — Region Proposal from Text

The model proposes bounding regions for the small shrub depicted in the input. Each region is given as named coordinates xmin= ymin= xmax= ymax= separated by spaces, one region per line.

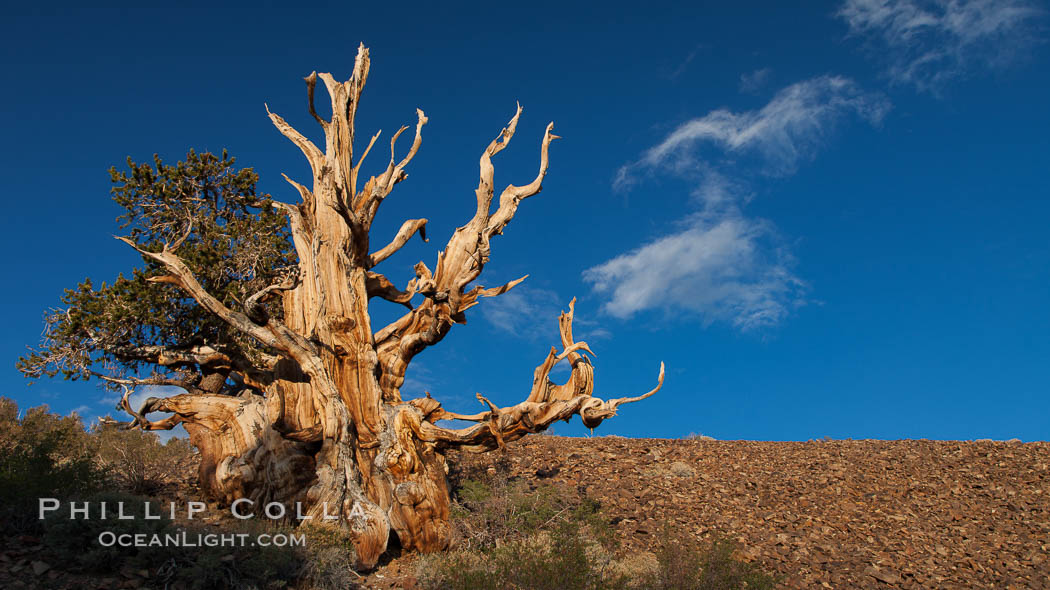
xmin=669 ymin=461 xmax=696 ymax=478
xmin=421 ymin=521 xmax=632 ymax=590
xmin=0 ymin=398 xmax=106 ymax=533
xmin=423 ymin=464 xmax=625 ymax=590
xmin=93 ymin=422 xmax=195 ymax=494
xmin=423 ymin=459 xmax=781 ymax=590
xmin=449 ymin=475 xmax=612 ymax=553
xmin=296 ymin=525 xmax=362 ymax=590
xmin=651 ymin=533 xmax=781 ymax=590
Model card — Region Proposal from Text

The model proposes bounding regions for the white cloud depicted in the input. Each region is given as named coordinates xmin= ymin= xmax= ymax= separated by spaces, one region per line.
xmin=596 ymin=76 xmax=885 ymax=329
xmin=668 ymin=46 xmax=701 ymax=80
xmin=739 ymin=68 xmax=773 ymax=93
xmin=617 ymin=76 xmax=888 ymax=186
xmin=584 ymin=199 xmax=804 ymax=330
xmin=69 ymin=405 xmax=92 ymax=416
xmin=401 ymin=363 xmax=435 ymax=397
xmin=839 ymin=0 xmax=1045 ymax=90
xmin=98 ymin=393 xmax=121 ymax=407
xmin=481 ymin=287 xmax=563 ymax=340
xmin=480 ymin=286 xmax=612 ymax=342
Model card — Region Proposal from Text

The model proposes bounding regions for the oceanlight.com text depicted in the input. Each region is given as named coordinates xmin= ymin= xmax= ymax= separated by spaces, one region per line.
xmin=97 ymin=530 xmax=306 ymax=548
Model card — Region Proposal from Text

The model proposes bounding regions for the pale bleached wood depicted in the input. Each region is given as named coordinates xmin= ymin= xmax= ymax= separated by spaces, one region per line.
xmin=112 ymin=44 xmax=661 ymax=570
xmin=369 ymin=217 xmax=428 ymax=268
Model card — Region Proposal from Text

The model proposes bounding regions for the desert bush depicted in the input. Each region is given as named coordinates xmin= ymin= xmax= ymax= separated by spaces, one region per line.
xmin=421 ymin=520 xmax=631 ymax=590
xmin=446 ymin=454 xmax=613 ymax=549
xmin=0 ymin=397 xmax=106 ymax=532
xmin=295 ymin=525 xmax=362 ymax=590
xmin=449 ymin=477 xmax=612 ymax=553
xmin=0 ymin=397 xmax=93 ymax=456
xmin=93 ymin=421 xmax=195 ymax=494
xmin=422 ymin=462 xmax=624 ymax=589
xmin=425 ymin=526 xmax=780 ymax=590
xmin=422 ymin=462 xmax=781 ymax=590
xmin=649 ymin=532 xmax=781 ymax=590
xmin=668 ymin=461 xmax=697 ymax=478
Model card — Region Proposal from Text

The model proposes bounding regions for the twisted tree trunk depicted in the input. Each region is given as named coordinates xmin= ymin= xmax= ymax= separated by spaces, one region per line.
xmin=117 ymin=45 xmax=663 ymax=569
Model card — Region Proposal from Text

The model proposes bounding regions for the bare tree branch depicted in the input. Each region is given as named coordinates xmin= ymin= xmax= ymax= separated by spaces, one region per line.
xmin=245 ymin=270 xmax=301 ymax=324
xmin=99 ymin=384 xmax=185 ymax=431
xmin=365 ymin=271 xmax=416 ymax=309
xmin=487 ymin=122 xmax=559 ymax=237
xmin=304 ymin=71 xmax=329 ymax=130
xmin=119 ymin=237 xmax=284 ymax=347
xmin=371 ymin=109 xmax=557 ymax=381
xmin=352 ymin=129 xmax=381 ymax=197
xmin=357 ymin=109 xmax=428 ymax=220
xmin=420 ymin=362 xmax=664 ymax=452
xmin=398 ymin=299 xmax=664 ymax=451
xmin=115 ymin=237 xmax=327 ymax=386
xmin=369 ymin=218 xmax=428 ymax=268
xmin=112 ymin=344 xmax=231 ymax=367
xmin=458 ymin=274 xmax=528 ymax=313
xmin=473 ymin=103 xmax=522 ymax=221
xmin=266 ymin=104 xmax=324 ymax=177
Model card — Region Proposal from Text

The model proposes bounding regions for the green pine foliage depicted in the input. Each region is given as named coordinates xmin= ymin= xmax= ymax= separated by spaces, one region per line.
xmin=18 ymin=150 xmax=294 ymax=388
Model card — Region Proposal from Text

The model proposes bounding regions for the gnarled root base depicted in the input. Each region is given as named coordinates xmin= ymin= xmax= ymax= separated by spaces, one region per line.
xmin=116 ymin=299 xmax=660 ymax=570
xmin=129 ymin=391 xmax=449 ymax=568
xmin=95 ymin=48 xmax=663 ymax=570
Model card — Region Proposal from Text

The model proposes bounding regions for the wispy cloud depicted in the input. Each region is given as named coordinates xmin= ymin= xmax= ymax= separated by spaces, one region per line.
xmin=594 ymin=77 xmax=886 ymax=329
xmin=586 ymin=174 xmax=805 ymax=330
xmin=480 ymin=286 xmax=612 ymax=342
xmin=666 ymin=44 xmax=704 ymax=80
xmin=481 ymin=287 xmax=563 ymax=340
xmin=838 ymin=0 xmax=1046 ymax=91
xmin=584 ymin=214 xmax=804 ymax=330
xmin=402 ymin=363 xmax=436 ymax=397
xmin=69 ymin=405 xmax=92 ymax=416
xmin=739 ymin=68 xmax=773 ymax=94
xmin=615 ymin=76 xmax=888 ymax=188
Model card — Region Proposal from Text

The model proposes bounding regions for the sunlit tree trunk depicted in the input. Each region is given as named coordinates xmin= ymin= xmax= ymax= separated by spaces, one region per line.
xmin=114 ymin=45 xmax=663 ymax=569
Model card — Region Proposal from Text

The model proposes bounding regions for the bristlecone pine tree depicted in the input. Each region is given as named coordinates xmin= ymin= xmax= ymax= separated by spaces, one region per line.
xmin=19 ymin=44 xmax=663 ymax=569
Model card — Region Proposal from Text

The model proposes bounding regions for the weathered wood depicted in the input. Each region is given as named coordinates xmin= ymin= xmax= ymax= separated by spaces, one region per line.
xmin=111 ymin=44 xmax=662 ymax=570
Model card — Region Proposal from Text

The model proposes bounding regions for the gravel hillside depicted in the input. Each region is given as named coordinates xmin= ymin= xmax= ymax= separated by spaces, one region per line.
xmin=445 ymin=436 xmax=1049 ymax=589
xmin=3 ymin=436 xmax=1046 ymax=589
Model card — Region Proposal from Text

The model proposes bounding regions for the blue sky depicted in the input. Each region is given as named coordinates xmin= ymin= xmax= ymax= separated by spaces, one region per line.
xmin=2 ymin=0 xmax=1048 ymax=441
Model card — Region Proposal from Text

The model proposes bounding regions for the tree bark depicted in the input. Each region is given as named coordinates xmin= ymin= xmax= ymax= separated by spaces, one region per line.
xmin=115 ymin=44 xmax=662 ymax=570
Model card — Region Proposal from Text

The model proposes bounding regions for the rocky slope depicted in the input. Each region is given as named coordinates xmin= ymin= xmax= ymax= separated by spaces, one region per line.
xmin=3 ymin=436 xmax=1046 ymax=589
xmin=442 ymin=436 xmax=1049 ymax=589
